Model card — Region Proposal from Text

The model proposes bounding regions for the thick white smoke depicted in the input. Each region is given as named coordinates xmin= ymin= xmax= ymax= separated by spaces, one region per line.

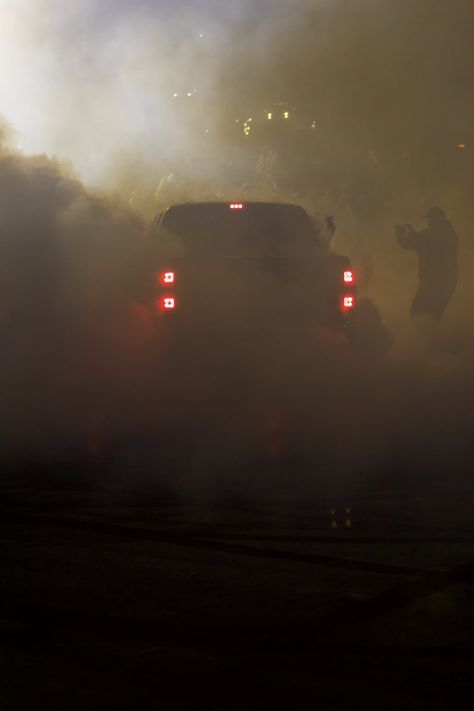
xmin=0 ymin=0 xmax=472 ymax=494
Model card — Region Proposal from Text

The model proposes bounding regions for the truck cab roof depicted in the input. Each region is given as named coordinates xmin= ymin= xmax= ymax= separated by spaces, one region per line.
xmin=151 ymin=201 xmax=321 ymax=258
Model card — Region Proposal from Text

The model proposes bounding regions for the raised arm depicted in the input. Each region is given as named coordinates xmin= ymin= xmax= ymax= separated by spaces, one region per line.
xmin=395 ymin=224 xmax=420 ymax=251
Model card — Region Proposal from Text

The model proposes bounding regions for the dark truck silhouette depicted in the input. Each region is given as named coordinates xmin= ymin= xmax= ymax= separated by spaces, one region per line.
xmin=148 ymin=202 xmax=356 ymax=339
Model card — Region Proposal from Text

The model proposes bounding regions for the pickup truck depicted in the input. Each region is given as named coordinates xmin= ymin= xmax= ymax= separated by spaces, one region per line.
xmin=148 ymin=201 xmax=356 ymax=340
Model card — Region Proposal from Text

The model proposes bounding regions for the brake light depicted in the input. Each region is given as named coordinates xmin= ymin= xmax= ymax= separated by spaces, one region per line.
xmin=160 ymin=270 xmax=175 ymax=286
xmin=343 ymin=295 xmax=355 ymax=309
xmin=156 ymin=296 xmax=176 ymax=312
xmin=163 ymin=297 xmax=175 ymax=310
xmin=344 ymin=270 xmax=354 ymax=284
xmin=229 ymin=202 xmax=244 ymax=210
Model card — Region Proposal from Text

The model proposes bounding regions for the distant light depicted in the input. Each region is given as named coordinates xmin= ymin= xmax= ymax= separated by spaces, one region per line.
xmin=283 ymin=111 xmax=289 ymax=119
xmin=172 ymin=93 xmax=178 ymax=98
xmin=457 ymin=143 xmax=466 ymax=150
xmin=229 ymin=203 xmax=244 ymax=210
xmin=187 ymin=92 xmax=192 ymax=97
xmin=199 ymin=33 xmax=204 ymax=38
xmin=311 ymin=120 xmax=317 ymax=129
xmin=267 ymin=112 xmax=273 ymax=120
xmin=343 ymin=296 xmax=355 ymax=309
xmin=344 ymin=270 xmax=354 ymax=284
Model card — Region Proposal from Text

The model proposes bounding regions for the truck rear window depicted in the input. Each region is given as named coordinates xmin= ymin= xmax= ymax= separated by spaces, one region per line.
xmin=156 ymin=203 xmax=319 ymax=257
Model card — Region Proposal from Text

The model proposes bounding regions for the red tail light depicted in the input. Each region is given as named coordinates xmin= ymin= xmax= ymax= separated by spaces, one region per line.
xmin=156 ymin=296 xmax=176 ymax=312
xmin=159 ymin=270 xmax=175 ymax=286
xmin=156 ymin=270 xmax=177 ymax=313
xmin=163 ymin=296 xmax=176 ymax=310
xmin=342 ymin=268 xmax=355 ymax=312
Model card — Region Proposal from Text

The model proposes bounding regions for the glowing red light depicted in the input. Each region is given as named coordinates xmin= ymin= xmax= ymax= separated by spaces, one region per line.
xmin=163 ymin=297 xmax=176 ymax=310
xmin=229 ymin=202 xmax=244 ymax=210
xmin=160 ymin=270 xmax=175 ymax=286
xmin=344 ymin=270 xmax=354 ymax=284
xmin=156 ymin=296 xmax=176 ymax=312
xmin=343 ymin=296 xmax=355 ymax=309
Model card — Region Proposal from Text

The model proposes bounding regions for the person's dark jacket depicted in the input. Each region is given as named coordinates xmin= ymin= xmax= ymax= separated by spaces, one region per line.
xmin=396 ymin=216 xmax=458 ymax=318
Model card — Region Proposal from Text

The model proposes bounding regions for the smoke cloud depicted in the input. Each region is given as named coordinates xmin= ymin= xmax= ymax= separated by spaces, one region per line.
xmin=0 ymin=0 xmax=472 ymax=495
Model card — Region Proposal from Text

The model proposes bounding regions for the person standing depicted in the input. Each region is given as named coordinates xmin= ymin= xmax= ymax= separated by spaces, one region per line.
xmin=395 ymin=207 xmax=458 ymax=319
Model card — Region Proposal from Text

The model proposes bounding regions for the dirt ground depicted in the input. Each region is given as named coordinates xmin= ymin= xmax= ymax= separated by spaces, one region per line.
xmin=1 ymin=472 xmax=473 ymax=710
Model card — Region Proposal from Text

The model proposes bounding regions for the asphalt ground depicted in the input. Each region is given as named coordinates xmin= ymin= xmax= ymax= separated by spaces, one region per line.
xmin=1 ymin=471 xmax=473 ymax=710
